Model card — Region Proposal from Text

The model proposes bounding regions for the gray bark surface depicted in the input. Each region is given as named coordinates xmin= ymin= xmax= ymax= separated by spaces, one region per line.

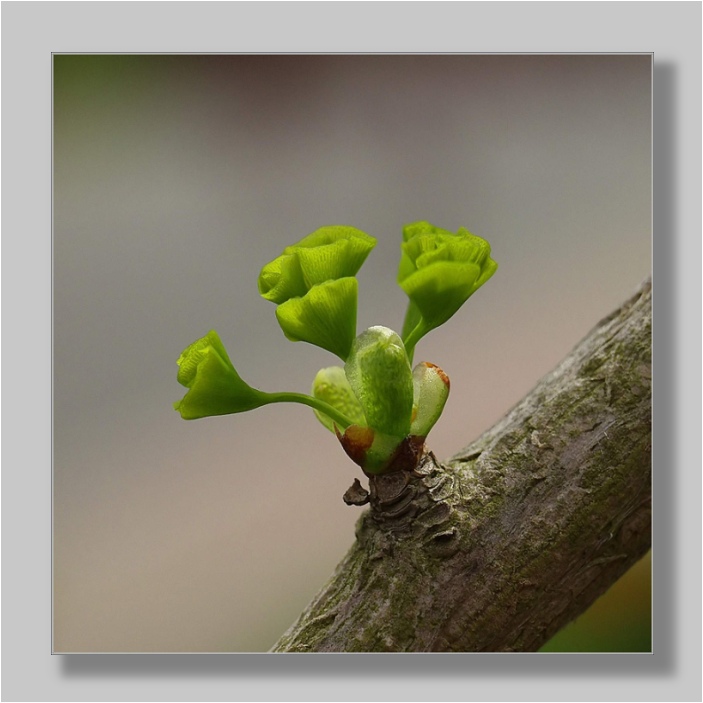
xmin=273 ymin=279 xmax=652 ymax=652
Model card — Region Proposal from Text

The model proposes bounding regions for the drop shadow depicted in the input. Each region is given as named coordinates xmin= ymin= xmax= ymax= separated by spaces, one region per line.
xmin=60 ymin=650 xmax=662 ymax=681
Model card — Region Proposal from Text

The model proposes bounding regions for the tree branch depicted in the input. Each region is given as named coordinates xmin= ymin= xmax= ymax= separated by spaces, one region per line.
xmin=273 ymin=279 xmax=651 ymax=652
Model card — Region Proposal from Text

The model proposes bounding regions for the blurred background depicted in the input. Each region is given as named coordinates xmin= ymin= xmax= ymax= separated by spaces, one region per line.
xmin=53 ymin=54 xmax=651 ymax=652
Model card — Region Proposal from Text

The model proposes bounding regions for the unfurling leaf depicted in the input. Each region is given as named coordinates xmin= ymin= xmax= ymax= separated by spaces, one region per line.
xmin=174 ymin=330 xmax=268 ymax=420
xmin=258 ymin=226 xmax=376 ymax=359
xmin=275 ymin=277 xmax=358 ymax=360
xmin=399 ymin=221 xmax=497 ymax=355
xmin=258 ymin=225 xmax=376 ymax=303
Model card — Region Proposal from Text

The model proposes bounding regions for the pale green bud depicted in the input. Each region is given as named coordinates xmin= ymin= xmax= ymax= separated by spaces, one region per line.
xmin=344 ymin=326 xmax=414 ymax=438
xmin=311 ymin=366 xmax=366 ymax=433
xmin=410 ymin=362 xmax=450 ymax=438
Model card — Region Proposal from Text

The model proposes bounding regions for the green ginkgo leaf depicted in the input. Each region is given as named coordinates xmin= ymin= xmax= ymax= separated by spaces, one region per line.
xmin=174 ymin=330 xmax=269 ymax=420
xmin=344 ymin=326 xmax=414 ymax=438
xmin=398 ymin=221 xmax=497 ymax=357
xmin=311 ymin=366 xmax=366 ymax=433
xmin=258 ymin=226 xmax=376 ymax=304
xmin=401 ymin=220 xmax=455 ymax=242
xmin=174 ymin=331 xmax=359 ymax=428
xmin=291 ymin=226 xmax=377 ymax=288
xmin=401 ymin=259 xmax=482 ymax=330
xmin=258 ymin=253 xmax=308 ymax=305
xmin=275 ymin=277 xmax=358 ymax=360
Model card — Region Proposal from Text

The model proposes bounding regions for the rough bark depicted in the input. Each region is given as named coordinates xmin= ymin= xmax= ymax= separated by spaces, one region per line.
xmin=273 ymin=279 xmax=652 ymax=652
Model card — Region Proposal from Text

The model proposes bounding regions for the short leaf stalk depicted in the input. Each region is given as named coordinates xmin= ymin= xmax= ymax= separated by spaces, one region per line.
xmin=174 ymin=222 xmax=497 ymax=485
xmin=264 ymin=392 xmax=355 ymax=431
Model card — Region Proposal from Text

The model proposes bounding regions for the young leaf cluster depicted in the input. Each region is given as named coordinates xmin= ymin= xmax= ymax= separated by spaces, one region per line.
xmin=174 ymin=222 xmax=497 ymax=475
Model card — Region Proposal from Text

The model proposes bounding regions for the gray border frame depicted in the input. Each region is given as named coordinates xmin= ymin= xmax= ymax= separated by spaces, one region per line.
xmin=3 ymin=2 xmax=701 ymax=701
